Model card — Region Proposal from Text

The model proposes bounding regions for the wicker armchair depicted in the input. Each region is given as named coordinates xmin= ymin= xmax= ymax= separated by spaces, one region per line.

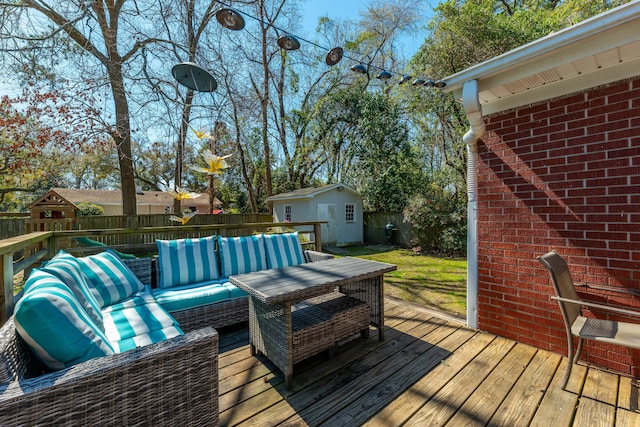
xmin=0 ymin=317 xmax=219 ymax=426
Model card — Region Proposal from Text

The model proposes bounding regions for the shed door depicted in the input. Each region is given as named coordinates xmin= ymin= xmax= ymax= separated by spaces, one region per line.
xmin=317 ymin=203 xmax=336 ymax=244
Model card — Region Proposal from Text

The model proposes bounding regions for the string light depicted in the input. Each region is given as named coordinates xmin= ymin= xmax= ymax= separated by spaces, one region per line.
xmin=210 ymin=1 xmax=446 ymax=88
xmin=277 ymin=34 xmax=301 ymax=51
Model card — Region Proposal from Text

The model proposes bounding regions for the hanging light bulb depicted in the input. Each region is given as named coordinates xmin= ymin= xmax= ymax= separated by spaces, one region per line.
xmin=215 ymin=7 xmax=245 ymax=30
xmin=412 ymin=78 xmax=426 ymax=86
xmin=399 ymin=75 xmax=412 ymax=84
xmin=377 ymin=70 xmax=392 ymax=80
xmin=277 ymin=34 xmax=301 ymax=50
xmin=325 ymin=47 xmax=344 ymax=66
xmin=351 ymin=64 xmax=368 ymax=74
xmin=424 ymin=79 xmax=436 ymax=87
xmin=434 ymin=80 xmax=447 ymax=88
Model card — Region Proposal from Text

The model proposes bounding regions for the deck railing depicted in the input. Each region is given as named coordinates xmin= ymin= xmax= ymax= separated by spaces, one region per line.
xmin=0 ymin=221 xmax=323 ymax=325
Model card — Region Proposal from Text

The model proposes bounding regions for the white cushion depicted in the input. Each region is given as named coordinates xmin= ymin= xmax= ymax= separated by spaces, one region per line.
xmin=156 ymin=235 xmax=219 ymax=288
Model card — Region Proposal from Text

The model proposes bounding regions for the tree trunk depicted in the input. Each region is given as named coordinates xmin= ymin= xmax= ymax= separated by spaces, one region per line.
xmin=259 ymin=1 xmax=273 ymax=211
xmin=174 ymin=90 xmax=195 ymax=214
xmin=108 ymin=64 xmax=137 ymax=215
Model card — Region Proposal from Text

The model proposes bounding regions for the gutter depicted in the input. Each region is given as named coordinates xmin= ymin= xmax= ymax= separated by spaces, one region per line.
xmin=462 ymin=80 xmax=485 ymax=329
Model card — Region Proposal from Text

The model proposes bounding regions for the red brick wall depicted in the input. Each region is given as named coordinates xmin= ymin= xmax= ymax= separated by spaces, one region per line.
xmin=478 ymin=77 xmax=640 ymax=376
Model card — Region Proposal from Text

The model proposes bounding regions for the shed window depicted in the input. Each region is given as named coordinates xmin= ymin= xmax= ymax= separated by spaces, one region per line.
xmin=345 ymin=204 xmax=355 ymax=223
xmin=284 ymin=205 xmax=292 ymax=222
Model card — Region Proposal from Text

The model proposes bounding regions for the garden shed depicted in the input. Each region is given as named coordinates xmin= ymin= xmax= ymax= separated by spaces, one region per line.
xmin=266 ymin=183 xmax=363 ymax=246
xmin=443 ymin=1 xmax=640 ymax=376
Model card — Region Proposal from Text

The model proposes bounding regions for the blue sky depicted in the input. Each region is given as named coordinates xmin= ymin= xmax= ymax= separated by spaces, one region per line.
xmin=301 ymin=0 xmax=365 ymax=31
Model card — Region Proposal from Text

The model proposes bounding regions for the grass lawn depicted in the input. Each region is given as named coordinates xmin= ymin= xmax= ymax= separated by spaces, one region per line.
xmin=338 ymin=246 xmax=467 ymax=318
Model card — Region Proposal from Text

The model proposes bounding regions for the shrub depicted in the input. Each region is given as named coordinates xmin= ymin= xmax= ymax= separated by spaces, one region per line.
xmin=403 ymin=192 xmax=467 ymax=256
xmin=75 ymin=202 xmax=104 ymax=216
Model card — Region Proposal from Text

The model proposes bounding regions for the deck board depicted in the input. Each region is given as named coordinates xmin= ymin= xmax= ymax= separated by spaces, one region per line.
xmin=447 ymin=343 xmax=538 ymax=426
xmin=360 ymin=328 xmax=482 ymax=427
xmin=405 ymin=336 xmax=517 ymax=426
xmin=488 ymin=349 xmax=560 ymax=426
xmin=618 ymin=376 xmax=640 ymax=411
xmin=583 ymin=368 xmax=620 ymax=405
xmin=217 ymin=298 xmax=640 ymax=426
xmin=574 ymin=397 xmax=616 ymax=426
xmin=529 ymin=358 xmax=584 ymax=427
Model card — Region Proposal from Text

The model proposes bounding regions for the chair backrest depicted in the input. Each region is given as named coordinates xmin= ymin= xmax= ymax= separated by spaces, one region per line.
xmin=537 ymin=250 xmax=583 ymax=326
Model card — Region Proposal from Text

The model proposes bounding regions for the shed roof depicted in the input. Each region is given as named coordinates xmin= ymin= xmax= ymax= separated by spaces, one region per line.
xmin=27 ymin=189 xmax=78 ymax=211
xmin=266 ymin=183 xmax=360 ymax=202
xmin=442 ymin=1 xmax=640 ymax=115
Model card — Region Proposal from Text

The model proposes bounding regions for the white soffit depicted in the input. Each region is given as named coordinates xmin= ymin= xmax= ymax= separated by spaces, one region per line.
xmin=443 ymin=1 xmax=640 ymax=115
xmin=478 ymin=40 xmax=640 ymax=114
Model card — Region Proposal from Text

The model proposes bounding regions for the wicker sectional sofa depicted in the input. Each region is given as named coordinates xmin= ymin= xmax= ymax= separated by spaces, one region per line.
xmin=0 ymin=251 xmax=219 ymax=426
xmin=0 ymin=232 xmax=329 ymax=425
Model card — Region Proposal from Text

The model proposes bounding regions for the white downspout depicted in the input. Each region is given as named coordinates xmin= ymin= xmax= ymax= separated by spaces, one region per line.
xmin=462 ymin=80 xmax=485 ymax=329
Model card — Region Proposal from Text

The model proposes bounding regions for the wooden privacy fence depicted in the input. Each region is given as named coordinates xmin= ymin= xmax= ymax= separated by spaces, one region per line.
xmin=73 ymin=213 xmax=272 ymax=230
xmin=363 ymin=212 xmax=413 ymax=247
xmin=0 ymin=213 xmax=272 ymax=240
xmin=0 ymin=221 xmax=323 ymax=325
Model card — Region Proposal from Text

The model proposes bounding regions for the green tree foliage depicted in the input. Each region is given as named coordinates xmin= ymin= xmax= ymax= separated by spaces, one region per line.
xmin=400 ymin=0 xmax=627 ymax=251
xmin=349 ymin=92 xmax=425 ymax=212
xmin=417 ymin=0 xmax=630 ymax=78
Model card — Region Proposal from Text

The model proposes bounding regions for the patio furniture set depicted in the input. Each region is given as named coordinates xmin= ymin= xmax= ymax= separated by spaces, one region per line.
xmin=0 ymin=231 xmax=396 ymax=425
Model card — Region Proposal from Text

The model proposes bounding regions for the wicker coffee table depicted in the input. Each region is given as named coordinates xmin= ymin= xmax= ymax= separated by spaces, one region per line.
xmin=229 ymin=257 xmax=397 ymax=389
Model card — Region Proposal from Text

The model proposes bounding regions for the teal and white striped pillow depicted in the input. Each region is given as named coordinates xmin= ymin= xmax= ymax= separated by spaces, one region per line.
xmin=156 ymin=235 xmax=219 ymax=288
xmin=41 ymin=250 xmax=104 ymax=330
xmin=263 ymin=232 xmax=306 ymax=269
xmin=77 ymin=250 xmax=145 ymax=307
xmin=218 ymin=234 xmax=267 ymax=276
xmin=15 ymin=269 xmax=114 ymax=370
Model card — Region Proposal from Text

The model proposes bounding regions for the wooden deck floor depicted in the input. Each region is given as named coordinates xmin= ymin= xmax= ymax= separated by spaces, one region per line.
xmin=217 ymin=298 xmax=640 ymax=426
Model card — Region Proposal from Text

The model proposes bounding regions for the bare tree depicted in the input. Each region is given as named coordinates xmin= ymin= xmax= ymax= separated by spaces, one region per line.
xmin=0 ymin=1 xmax=168 ymax=214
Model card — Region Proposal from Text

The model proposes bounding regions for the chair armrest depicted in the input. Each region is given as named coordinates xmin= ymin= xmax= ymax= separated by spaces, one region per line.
xmin=0 ymin=327 xmax=219 ymax=426
xmin=304 ymin=250 xmax=334 ymax=262
xmin=551 ymin=296 xmax=640 ymax=318
xmin=576 ymin=282 xmax=640 ymax=297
